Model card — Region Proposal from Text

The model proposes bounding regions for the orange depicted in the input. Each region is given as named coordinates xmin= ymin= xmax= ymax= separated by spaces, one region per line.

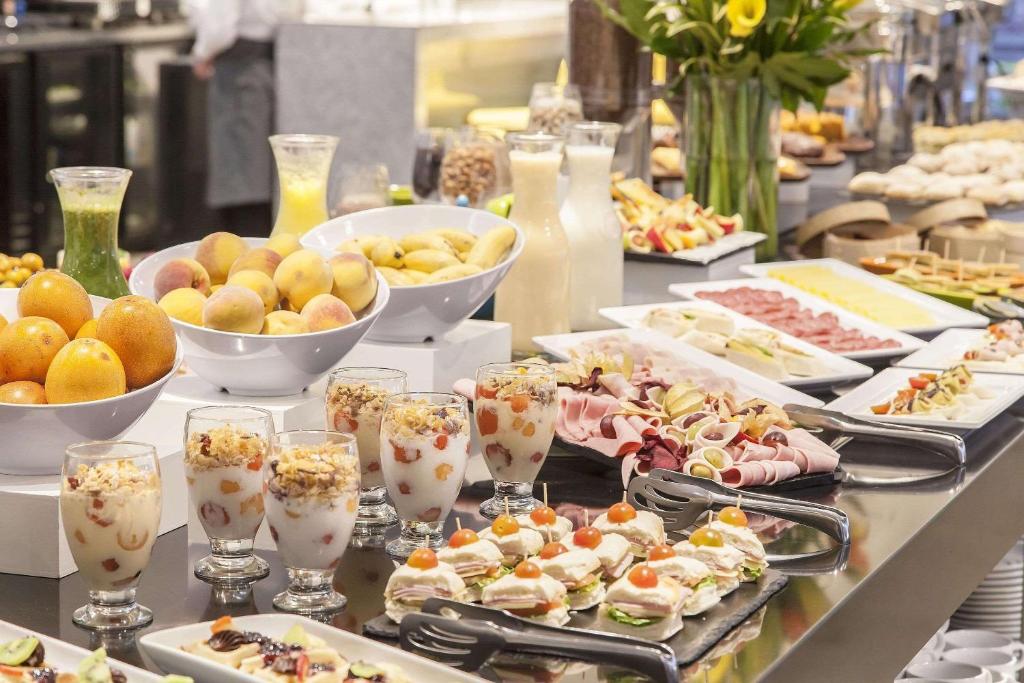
xmin=96 ymin=296 xmax=176 ymax=390
xmin=0 ymin=381 xmax=46 ymax=404
xmin=17 ymin=271 xmax=93 ymax=338
xmin=44 ymin=338 xmax=126 ymax=404
xmin=0 ymin=316 xmax=69 ymax=383
xmin=75 ymin=319 xmax=98 ymax=339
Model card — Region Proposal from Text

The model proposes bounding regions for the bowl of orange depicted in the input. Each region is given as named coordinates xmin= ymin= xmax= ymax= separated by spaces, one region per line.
xmin=0 ymin=272 xmax=182 ymax=475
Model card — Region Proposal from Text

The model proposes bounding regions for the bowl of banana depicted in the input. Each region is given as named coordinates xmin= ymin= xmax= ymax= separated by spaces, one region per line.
xmin=302 ymin=205 xmax=523 ymax=342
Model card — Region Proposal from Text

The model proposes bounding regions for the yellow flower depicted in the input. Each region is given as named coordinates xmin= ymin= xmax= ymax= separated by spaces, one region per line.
xmin=726 ymin=0 xmax=766 ymax=38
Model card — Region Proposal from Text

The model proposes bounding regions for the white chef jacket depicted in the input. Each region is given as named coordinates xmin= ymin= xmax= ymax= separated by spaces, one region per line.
xmin=189 ymin=0 xmax=296 ymax=62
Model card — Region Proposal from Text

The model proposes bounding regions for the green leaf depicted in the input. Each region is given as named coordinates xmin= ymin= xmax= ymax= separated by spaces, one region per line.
xmin=607 ymin=606 xmax=660 ymax=627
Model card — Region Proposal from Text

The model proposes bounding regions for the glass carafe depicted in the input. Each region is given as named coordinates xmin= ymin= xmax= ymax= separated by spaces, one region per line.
xmin=493 ymin=132 xmax=570 ymax=354
xmin=560 ymin=121 xmax=622 ymax=330
xmin=50 ymin=167 xmax=132 ymax=299
xmin=269 ymin=134 xmax=339 ymax=238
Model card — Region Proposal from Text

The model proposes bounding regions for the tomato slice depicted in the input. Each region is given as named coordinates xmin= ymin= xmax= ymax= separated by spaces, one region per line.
xmin=871 ymin=402 xmax=891 ymax=415
xmin=908 ymin=377 xmax=930 ymax=390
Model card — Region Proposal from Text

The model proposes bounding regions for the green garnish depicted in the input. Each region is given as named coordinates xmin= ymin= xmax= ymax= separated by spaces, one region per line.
xmin=607 ymin=606 xmax=661 ymax=627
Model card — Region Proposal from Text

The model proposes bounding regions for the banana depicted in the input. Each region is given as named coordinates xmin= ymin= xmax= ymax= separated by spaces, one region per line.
xmin=336 ymin=235 xmax=384 ymax=258
xmin=377 ymin=267 xmax=414 ymax=286
xmin=369 ymin=237 xmax=404 ymax=268
xmin=424 ymin=264 xmax=483 ymax=283
xmin=465 ymin=225 xmax=516 ymax=269
xmin=399 ymin=233 xmax=457 ymax=255
xmin=428 ymin=228 xmax=477 ymax=253
xmin=403 ymin=249 xmax=461 ymax=273
xmin=403 ymin=269 xmax=430 ymax=284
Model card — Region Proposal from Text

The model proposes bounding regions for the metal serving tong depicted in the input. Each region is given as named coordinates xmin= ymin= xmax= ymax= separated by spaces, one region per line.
xmin=399 ymin=598 xmax=677 ymax=683
xmin=784 ymin=404 xmax=966 ymax=468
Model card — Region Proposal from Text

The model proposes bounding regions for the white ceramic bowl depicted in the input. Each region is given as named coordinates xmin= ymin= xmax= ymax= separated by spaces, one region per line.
xmin=129 ymin=237 xmax=389 ymax=396
xmin=0 ymin=291 xmax=183 ymax=475
xmin=301 ymin=205 xmax=523 ymax=342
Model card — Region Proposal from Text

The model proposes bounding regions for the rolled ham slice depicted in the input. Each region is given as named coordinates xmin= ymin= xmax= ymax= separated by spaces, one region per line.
xmin=695 ymin=421 xmax=740 ymax=449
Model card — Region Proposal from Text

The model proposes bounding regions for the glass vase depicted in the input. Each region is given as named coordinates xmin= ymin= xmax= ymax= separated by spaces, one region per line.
xmin=683 ymin=76 xmax=780 ymax=260
xmin=50 ymin=167 xmax=132 ymax=299
xmin=269 ymin=134 xmax=339 ymax=238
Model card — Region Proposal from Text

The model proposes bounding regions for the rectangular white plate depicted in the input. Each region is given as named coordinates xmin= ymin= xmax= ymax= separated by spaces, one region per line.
xmin=896 ymin=328 xmax=1024 ymax=375
xmin=668 ymin=277 xmax=927 ymax=361
xmin=647 ymin=231 xmax=766 ymax=265
xmin=740 ymin=258 xmax=989 ymax=335
xmin=0 ymin=619 xmax=162 ymax=681
xmin=139 ymin=614 xmax=485 ymax=683
xmin=532 ymin=327 xmax=823 ymax=408
xmin=825 ymin=367 xmax=1024 ymax=432
xmin=598 ymin=300 xmax=873 ymax=389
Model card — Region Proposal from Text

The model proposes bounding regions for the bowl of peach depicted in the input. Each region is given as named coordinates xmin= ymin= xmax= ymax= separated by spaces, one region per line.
xmin=0 ymin=273 xmax=182 ymax=474
xmin=129 ymin=232 xmax=389 ymax=397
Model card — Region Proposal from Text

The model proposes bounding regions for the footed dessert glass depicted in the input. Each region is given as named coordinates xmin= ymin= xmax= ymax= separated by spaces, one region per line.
xmin=325 ymin=367 xmax=408 ymax=536
xmin=264 ymin=430 xmax=360 ymax=614
xmin=475 ymin=362 xmax=557 ymax=518
xmin=380 ymin=392 xmax=470 ymax=559
xmin=185 ymin=405 xmax=273 ymax=585
xmin=60 ymin=441 xmax=161 ymax=631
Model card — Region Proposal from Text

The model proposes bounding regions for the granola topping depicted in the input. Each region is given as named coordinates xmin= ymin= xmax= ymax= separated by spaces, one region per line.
xmin=185 ymin=424 xmax=268 ymax=470
xmin=382 ymin=401 xmax=469 ymax=439
xmin=267 ymin=443 xmax=359 ymax=502
xmin=479 ymin=372 xmax=556 ymax=405
xmin=64 ymin=460 xmax=158 ymax=496
xmin=326 ymin=383 xmax=391 ymax=421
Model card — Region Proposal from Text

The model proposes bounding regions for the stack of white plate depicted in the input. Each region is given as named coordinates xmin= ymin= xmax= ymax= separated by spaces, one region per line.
xmin=951 ymin=540 xmax=1024 ymax=639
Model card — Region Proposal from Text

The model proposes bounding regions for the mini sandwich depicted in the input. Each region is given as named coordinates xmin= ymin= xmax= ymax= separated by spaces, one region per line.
xmin=437 ymin=528 xmax=508 ymax=602
xmin=383 ymin=548 xmax=466 ymax=623
xmin=596 ymin=564 xmax=686 ymax=641
xmin=593 ymin=502 xmax=666 ymax=557
xmin=534 ymin=541 xmax=605 ymax=611
xmin=645 ymin=544 xmax=720 ymax=616
xmin=482 ymin=560 xmax=570 ymax=627
xmin=561 ymin=525 xmax=633 ymax=580
xmin=674 ymin=528 xmax=746 ymax=597
xmin=516 ymin=505 xmax=573 ymax=540
xmin=479 ymin=515 xmax=545 ymax=567
xmin=709 ymin=506 xmax=769 ymax=581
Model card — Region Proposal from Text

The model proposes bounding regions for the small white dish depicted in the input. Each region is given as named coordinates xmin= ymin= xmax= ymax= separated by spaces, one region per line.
xmin=130 ymin=238 xmax=389 ymax=397
xmin=905 ymin=660 xmax=993 ymax=682
xmin=301 ymin=205 xmax=523 ymax=343
xmin=139 ymin=613 xmax=485 ymax=683
xmin=824 ymin=367 xmax=1024 ymax=432
xmin=0 ymin=618 xmax=162 ymax=680
xmin=897 ymin=328 xmax=1024 ymax=375
xmin=0 ymin=291 xmax=183 ymax=475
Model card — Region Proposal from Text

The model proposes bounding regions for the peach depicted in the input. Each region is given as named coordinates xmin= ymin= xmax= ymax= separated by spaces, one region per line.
xmin=158 ymin=288 xmax=207 ymax=326
xmin=274 ymin=249 xmax=333 ymax=312
xmin=329 ymin=252 xmax=378 ymax=314
xmin=300 ymin=293 xmax=355 ymax=332
xmin=228 ymin=248 xmax=283 ymax=280
xmin=153 ymin=258 xmax=211 ymax=300
xmin=227 ymin=270 xmax=279 ymax=314
xmin=202 ymin=285 xmax=265 ymax=334
xmin=195 ymin=232 xmax=248 ymax=285
xmin=265 ymin=233 xmax=301 ymax=258
xmin=261 ymin=310 xmax=310 ymax=335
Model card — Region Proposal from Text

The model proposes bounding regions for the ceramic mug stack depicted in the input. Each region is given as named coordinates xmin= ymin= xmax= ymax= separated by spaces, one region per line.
xmin=952 ymin=540 xmax=1024 ymax=638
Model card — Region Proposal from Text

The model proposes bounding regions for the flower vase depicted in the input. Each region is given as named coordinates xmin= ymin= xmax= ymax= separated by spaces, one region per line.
xmin=683 ymin=75 xmax=780 ymax=261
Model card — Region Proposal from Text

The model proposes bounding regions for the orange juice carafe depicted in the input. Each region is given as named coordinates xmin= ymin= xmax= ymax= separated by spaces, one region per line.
xmin=269 ymin=134 xmax=339 ymax=237
xmin=493 ymin=132 xmax=570 ymax=353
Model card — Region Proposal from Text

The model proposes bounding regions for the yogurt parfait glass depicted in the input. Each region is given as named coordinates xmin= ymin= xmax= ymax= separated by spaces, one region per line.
xmin=380 ymin=392 xmax=470 ymax=559
xmin=60 ymin=441 xmax=162 ymax=631
xmin=264 ymin=430 xmax=360 ymax=614
xmin=325 ymin=367 xmax=408 ymax=535
xmin=184 ymin=406 xmax=273 ymax=585
xmin=475 ymin=362 xmax=558 ymax=518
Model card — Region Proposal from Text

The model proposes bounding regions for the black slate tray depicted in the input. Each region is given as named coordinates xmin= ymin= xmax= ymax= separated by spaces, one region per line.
xmin=363 ymin=569 xmax=788 ymax=668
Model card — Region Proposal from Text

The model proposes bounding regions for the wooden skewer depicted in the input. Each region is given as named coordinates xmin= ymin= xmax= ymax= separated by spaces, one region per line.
xmin=504 ymin=497 xmax=510 ymax=517
xmin=979 ymin=246 xmax=987 ymax=264
xmin=622 ymin=492 xmax=627 ymax=504
xmin=736 ymin=494 xmax=743 ymax=510
xmin=958 ymin=260 xmax=964 ymax=283
xmin=584 ymin=509 xmax=590 ymax=527
xmin=456 ymin=518 xmax=462 ymax=531
xmin=543 ymin=483 xmax=549 ymax=509
xmin=944 ymin=241 xmax=950 ymax=261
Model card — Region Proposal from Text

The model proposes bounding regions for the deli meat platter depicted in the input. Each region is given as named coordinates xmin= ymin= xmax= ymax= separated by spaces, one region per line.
xmin=669 ymin=278 xmax=926 ymax=361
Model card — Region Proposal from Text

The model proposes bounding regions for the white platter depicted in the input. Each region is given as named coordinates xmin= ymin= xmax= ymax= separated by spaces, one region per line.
xmin=668 ymin=277 xmax=926 ymax=361
xmin=0 ymin=619 xmax=162 ymax=681
xmin=598 ymin=299 xmax=873 ymax=389
xmin=896 ymin=328 xmax=1024 ymax=375
xmin=740 ymin=258 xmax=989 ymax=335
xmin=139 ymin=614 xmax=485 ymax=683
xmin=825 ymin=367 xmax=1024 ymax=432
xmin=532 ymin=327 xmax=824 ymax=408
xmin=636 ymin=231 xmax=766 ymax=265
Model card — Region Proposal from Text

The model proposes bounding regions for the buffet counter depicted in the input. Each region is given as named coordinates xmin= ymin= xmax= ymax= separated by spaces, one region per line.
xmin=4 ymin=406 xmax=1023 ymax=682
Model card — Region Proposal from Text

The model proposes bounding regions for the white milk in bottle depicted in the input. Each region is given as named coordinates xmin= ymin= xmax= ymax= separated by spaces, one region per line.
xmin=560 ymin=122 xmax=623 ymax=330
xmin=494 ymin=133 xmax=571 ymax=353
